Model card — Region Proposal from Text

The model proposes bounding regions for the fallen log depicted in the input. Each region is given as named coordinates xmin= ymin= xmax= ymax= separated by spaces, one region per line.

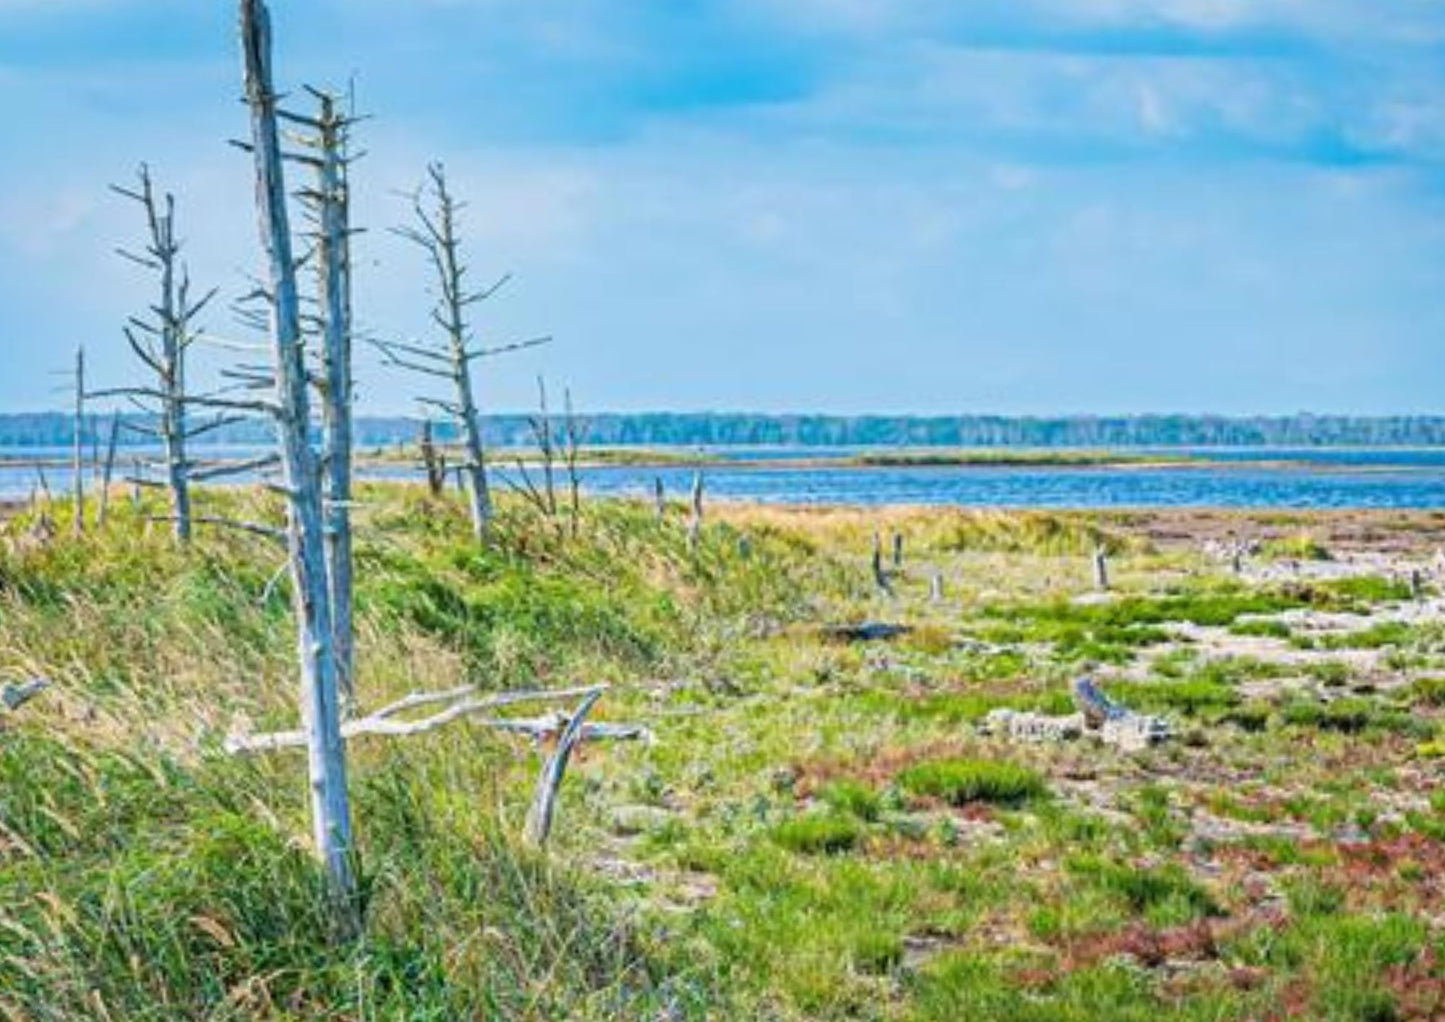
xmin=225 ymin=683 xmax=652 ymax=754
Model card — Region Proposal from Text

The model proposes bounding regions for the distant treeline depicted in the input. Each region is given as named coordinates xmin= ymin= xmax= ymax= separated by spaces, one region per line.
xmin=1 ymin=412 xmax=1443 ymax=449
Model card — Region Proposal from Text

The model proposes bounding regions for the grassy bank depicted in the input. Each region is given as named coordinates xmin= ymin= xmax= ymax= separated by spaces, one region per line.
xmin=2 ymin=488 xmax=1444 ymax=1019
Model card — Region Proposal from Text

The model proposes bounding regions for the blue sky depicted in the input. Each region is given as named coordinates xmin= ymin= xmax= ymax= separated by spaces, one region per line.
xmin=0 ymin=0 xmax=1442 ymax=415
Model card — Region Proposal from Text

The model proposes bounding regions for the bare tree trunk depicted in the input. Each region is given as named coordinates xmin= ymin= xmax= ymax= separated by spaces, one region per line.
xmin=97 ymin=412 xmax=121 ymax=529
xmin=240 ymin=0 xmax=357 ymax=936
xmin=315 ymin=92 xmax=356 ymax=708
xmin=72 ymin=347 xmax=85 ymax=537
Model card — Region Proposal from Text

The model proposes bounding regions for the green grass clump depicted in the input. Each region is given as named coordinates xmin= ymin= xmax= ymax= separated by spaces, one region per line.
xmin=1260 ymin=534 xmax=1333 ymax=561
xmin=819 ymin=780 xmax=884 ymax=822
xmin=1106 ymin=679 xmax=1239 ymax=715
xmin=1280 ymin=698 xmax=1427 ymax=736
xmin=898 ymin=759 xmax=1047 ymax=807
xmin=1405 ymin=676 xmax=1445 ymax=707
xmin=773 ymin=813 xmax=864 ymax=855
xmin=1065 ymin=855 xmax=1220 ymax=923
xmin=1229 ymin=618 xmax=1293 ymax=639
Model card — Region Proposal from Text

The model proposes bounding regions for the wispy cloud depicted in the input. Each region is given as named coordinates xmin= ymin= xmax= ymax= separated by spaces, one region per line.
xmin=0 ymin=0 xmax=1441 ymax=413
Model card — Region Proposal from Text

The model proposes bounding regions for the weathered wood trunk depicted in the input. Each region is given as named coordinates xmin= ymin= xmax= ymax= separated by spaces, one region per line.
xmin=316 ymin=93 xmax=356 ymax=707
xmin=1092 ymin=545 xmax=1110 ymax=592
xmin=654 ymin=476 xmax=666 ymax=521
xmin=240 ymin=0 xmax=357 ymax=935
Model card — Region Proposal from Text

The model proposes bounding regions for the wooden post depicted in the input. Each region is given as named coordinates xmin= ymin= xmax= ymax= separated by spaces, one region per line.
xmin=653 ymin=476 xmax=665 ymax=522
xmin=72 ymin=346 xmax=85 ymax=536
xmin=687 ymin=470 xmax=704 ymax=551
xmin=240 ymin=0 xmax=357 ymax=936
xmin=892 ymin=530 xmax=904 ymax=568
xmin=930 ymin=571 xmax=944 ymax=603
xmin=96 ymin=412 xmax=121 ymax=529
xmin=420 ymin=419 xmax=444 ymax=497
xmin=872 ymin=532 xmax=893 ymax=595
xmin=1092 ymin=544 xmax=1110 ymax=592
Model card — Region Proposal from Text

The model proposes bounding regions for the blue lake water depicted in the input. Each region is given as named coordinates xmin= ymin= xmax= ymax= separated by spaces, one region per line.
xmin=5 ymin=446 xmax=1445 ymax=510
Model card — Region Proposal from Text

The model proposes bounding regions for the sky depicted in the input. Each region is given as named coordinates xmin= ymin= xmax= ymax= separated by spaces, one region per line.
xmin=0 ymin=0 xmax=1442 ymax=416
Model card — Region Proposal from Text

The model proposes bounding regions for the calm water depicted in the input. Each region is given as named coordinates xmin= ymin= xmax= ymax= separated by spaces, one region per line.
xmin=6 ymin=446 xmax=1445 ymax=509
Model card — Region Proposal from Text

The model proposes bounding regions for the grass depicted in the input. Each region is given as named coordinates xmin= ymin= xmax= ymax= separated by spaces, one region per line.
xmin=1 ymin=489 xmax=1440 ymax=1019
xmin=898 ymin=759 xmax=1048 ymax=807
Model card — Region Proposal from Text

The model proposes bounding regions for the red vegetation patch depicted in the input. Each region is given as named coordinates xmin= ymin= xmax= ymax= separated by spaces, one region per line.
xmin=792 ymin=739 xmax=975 ymax=795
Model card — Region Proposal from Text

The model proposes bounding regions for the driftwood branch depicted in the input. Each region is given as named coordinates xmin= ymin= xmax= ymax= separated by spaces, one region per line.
xmin=225 ymin=683 xmax=650 ymax=754
xmin=524 ymin=688 xmax=603 ymax=846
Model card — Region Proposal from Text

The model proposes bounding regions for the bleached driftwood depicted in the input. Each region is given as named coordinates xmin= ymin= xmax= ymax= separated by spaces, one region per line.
xmin=2 ymin=678 xmax=50 ymax=713
xmin=225 ymin=683 xmax=651 ymax=754
xmin=1072 ymin=676 xmax=1172 ymax=750
xmin=524 ymin=688 xmax=603 ymax=847
xmin=979 ymin=679 xmax=1172 ymax=751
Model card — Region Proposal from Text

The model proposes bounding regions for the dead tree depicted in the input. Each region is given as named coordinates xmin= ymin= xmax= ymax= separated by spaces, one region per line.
xmin=111 ymin=165 xmax=218 ymax=542
xmin=240 ymin=0 xmax=356 ymax=935
xmin=289 ymin=88 xmax=360 ymax=707
xmin=382 ymin=165 xmax=548 ymax=541
xmin=71 ymin=347 xmax=86 ymax=536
